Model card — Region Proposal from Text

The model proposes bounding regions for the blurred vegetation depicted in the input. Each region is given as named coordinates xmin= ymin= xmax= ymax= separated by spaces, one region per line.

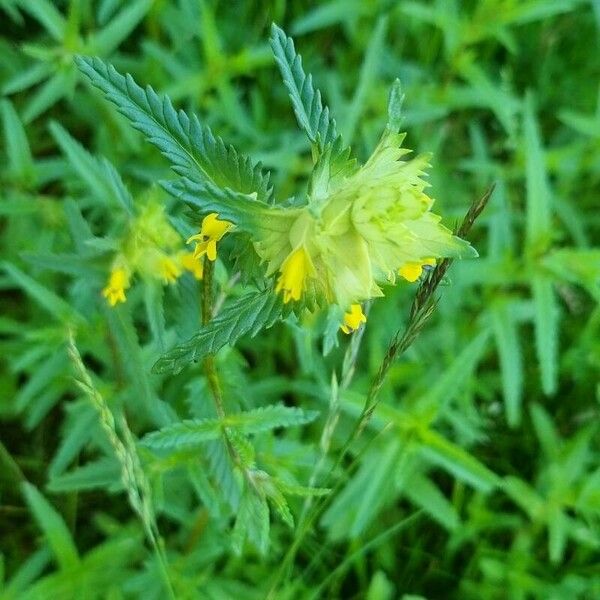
xmin=1 ymin=1 xmax=600 ymax=599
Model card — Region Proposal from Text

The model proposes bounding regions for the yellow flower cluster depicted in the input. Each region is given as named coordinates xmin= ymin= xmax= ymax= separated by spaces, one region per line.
xmin=252 ymin=131 xmax=475 ymax=334
xmin=102 ymin=206 xmax=229 ymax=307
xmin=102 ymin=135 xmax=473 ymax=339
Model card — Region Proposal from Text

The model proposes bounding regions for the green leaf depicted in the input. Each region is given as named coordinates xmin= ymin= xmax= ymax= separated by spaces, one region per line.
xmin=524 ymin=93 xmax=552 ymax=253
xmin=18 ymin=0 xmax=66 ymax=42
xmin=23 ymin=69 xmax=74 ymax=123
xmin=142 ymin=404 xmax=317 ymax=449
xmin=15 ymin=351 xmax=67 ymax=414
xmin=74 ymin=56 xmax=272 ymax=219
xmin=49 ymin=404 xmax=98 ymax=477
xmin=529 ymin=403 xmax=561 ymax=460
xmin=322 ymin=439 xmax=401 ymax=539
xmin=1 ymin=99 xmax=36 ymax=184
xmin=418 ymin=328 xmax=489 ymax=414
xmin=1 ymin=262 xmax=85 ymax=324
xmin=387 ymin=79 xmax=405 ymax=133
xmin=105 ymin=307 xmax=169 ymax=426
xmin=232 ymin=487 xmax=269 ymax=555
xmin=341 ymin=16 xmax=387 ymax=142
xmin=142 ymin=418 xmax=222 ymax=449
xmin=160 ymin=177 xmax=273 ymax=228
xmin=543 ymin=248 xmax=600 ymax=302
xmin=2 ymin=62 xmax=52 ymax=95
xmin=153 ymin=288 xmax=286 ymax=374
xmin=21 ymin=483 xmax=79 ymax=570
xmin=3 ymin=548 xmax=53 ymax=596
xmin=418 ymin=429 xmax=500 ymax=492
xmin=274 ymin=480 xmax=330 ymax=497
xmin=548 ymin=505 xmax=568 ymax=564
xmin=503 ymin=476 xmax=544 ymax=519
xmin=48 ymin=458 xmax=122 ymax=493
xmin=262 ymin=476 xmax=294 ymax=527
xmin=403 ymin=473 xmax=460 ymax=531
xmin=49 ymin=121 xmax=133 ymax=213
xmin=88 ymin=0 xmax=152 ymax=55
xmin=144 ymin=281 xmax=166 ymax=351
xmin=225 ymin=404 xmax=319 ymax=434
xmin=491 ymin=302 xmax=523 ymax=427
xmin=270 ymin=23 xmax=338 ymax=148
xmin=531 ymin=274 xmax=558 ymax=395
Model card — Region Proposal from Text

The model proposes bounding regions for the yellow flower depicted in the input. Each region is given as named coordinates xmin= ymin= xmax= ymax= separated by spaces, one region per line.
xmin=187 ymin=213 xmax=233 ymax=261
xmin=341 ymin=304 xmax=367 ymax=334
xmin=275 ymin=246 xmax=312 ymax=303
xmin=399 ymin=258 xmax=436 ymax=282
xmin=178 ymin=252 xmax=204 ymax=280
xmin=157 ymin=255 xmax=182 ymax=284
xmin=102 ymin=267 xmax=130 ymax=306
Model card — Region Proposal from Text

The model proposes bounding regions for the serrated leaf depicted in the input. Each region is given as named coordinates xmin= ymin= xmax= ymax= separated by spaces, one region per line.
xmin=160 ymin=177 xmax=272 ymax=229
xmin=387 ymin=79 xmax=405 ymax=133
xmin=274 ymin=480 xmax=330 ymax=497
xmin=270 ymin=24 xmax=337 ymax=148
xmin=270 ymin=24 xmax=355 ymax=182
xmin=227 ymin=428 xmax=256 ymax=468
xmin=232 ymin=487 xmax=269 ymax=555
xmin=225 ymin=404 xmax=319 ymax=434
xmin=142 ymin=418 xmax=222 ymax=449
xmin=74 ymin=56 xmax=272 ymax=219
xmin=262 ymin=475 xmax=294 ymax=527
xmin=153 ymin=288 xmax=286 ymax=374
xmin=142 ymin=404 xmax=317 ymax=450
xmin=21 ymin=483 xmax=79 ymax=570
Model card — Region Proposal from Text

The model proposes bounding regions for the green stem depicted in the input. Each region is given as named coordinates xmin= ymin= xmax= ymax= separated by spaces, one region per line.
xmin=202 ymin=257 xmax=226 ymax=420
xmin=267 ymin=184 xmax=495 ymax=597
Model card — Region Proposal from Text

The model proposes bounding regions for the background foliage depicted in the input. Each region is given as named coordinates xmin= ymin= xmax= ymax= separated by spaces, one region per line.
xmin=1 ymin=1 xmax=600 ymax=598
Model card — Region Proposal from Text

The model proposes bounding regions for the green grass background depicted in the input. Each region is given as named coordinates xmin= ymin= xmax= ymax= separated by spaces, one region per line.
xmin=1 ymin=0 xmax=600 ymax=598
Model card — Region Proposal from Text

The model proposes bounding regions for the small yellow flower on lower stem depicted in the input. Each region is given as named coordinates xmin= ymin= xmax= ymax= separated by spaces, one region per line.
xmin=276 ymin=246 xmax=311 ymax=303
xmin=398 ymin=258 xmax=436 ymax=282
xmin=186 ymin=212 xmax=233 ymax=261
xmin=158 ymin=255 xmax=182 ymax=284
xmin=179 ymin=252 xmax=204 ymax=280
xmin=102 ymin=267 xmax=130 ymax=307
xmin=341 ymin=304 xmax=367 ymax=334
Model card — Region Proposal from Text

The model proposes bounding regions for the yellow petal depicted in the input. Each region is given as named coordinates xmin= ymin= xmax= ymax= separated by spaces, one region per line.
xmin=276 ymin=247 xmax=311 ymax=303
xmin=340 ymin=304 xmax=367 ymax=334
xmin=398 ymin=262 xmax=423 ymax=282
xmin=102 ymin=267 xmax=130 ymax=307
